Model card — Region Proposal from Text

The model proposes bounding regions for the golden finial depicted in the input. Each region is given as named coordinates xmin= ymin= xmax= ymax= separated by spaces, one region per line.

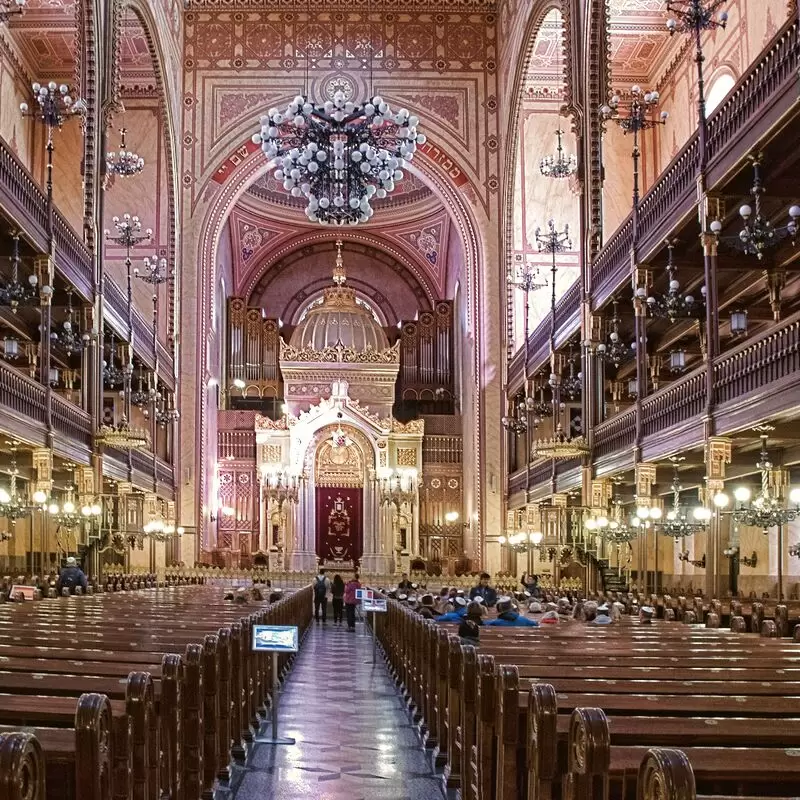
xmin=332 ymin=239 xmax=346 ymax=286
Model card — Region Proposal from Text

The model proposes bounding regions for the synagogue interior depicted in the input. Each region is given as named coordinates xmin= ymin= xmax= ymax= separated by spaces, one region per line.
xmin=0 ymin=0 xmax=798 ymax=795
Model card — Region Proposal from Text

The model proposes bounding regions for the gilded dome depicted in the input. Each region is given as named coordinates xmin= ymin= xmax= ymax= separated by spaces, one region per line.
xmin=289 ymin=243 xmax=389 ymax=353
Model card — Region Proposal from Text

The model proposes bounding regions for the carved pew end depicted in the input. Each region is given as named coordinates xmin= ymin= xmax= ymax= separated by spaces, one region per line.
xmin=637 ymin=748 xmax=696 ymax=800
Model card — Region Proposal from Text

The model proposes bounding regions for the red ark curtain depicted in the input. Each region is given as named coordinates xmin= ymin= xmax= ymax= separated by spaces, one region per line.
xmin=315 ymin=487 xmax=363 ymax=566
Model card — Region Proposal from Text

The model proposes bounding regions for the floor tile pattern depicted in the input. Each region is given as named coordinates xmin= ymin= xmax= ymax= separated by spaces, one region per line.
xmin=230 ymin=619 xmax=444 ymax=800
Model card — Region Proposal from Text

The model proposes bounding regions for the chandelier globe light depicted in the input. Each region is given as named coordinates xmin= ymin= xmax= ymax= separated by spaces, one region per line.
xmin=253 ymin=92 xmax=426 ymax=227
xmin=105 ymin=128 xmax=145 ymax=178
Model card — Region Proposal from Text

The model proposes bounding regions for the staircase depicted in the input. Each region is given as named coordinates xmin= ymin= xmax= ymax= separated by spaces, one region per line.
xmin=597 ymin=558 xmax=628 ymax=593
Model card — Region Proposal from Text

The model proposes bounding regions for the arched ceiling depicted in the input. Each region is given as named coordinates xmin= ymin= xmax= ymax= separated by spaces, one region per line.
xmin=245 ymin=238 xmax=434 ymax=327
xmin=227 ymin=171 xmax=456 ymax=303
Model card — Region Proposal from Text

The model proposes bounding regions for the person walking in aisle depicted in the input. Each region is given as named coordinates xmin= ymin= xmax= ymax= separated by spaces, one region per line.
xmin=344 ymin=573 xmax=362 ymax=632
xmin=313 ymin=569 xmax=331 ymax=623
xmin=331 ymin=574 xmax=345 ymax=624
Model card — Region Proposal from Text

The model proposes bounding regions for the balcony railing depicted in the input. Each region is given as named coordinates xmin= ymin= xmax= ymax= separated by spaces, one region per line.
xmin=640 ymin=367 xmax=706 ymax=441
xmin=0 ymin=137 xmax=93 ymax=296
xmin=0 ymin=359 xmax=46 ymax=424
xmin=593 ymin=407 xmax=636 ymax=461
xmin=422 ymin=435 xmax=462 ymax=464
xmin=156 ymin=456 xmax=175 ymax=489
xmin=508 ymin=467 xmax=527 ymax=496
xmin=51 ymin=393 xmax=92 ymax=449
xmin=714 ymin=310 xmax=800 ymax=406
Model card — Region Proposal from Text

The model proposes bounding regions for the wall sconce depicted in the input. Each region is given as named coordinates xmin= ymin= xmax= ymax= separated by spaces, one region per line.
xmin=2 ymin=337 xmax=19 ymax=359
xmin=691 ymin=554 xmax=706 ymax=568
xmin=723 ymin=545 xmax=739 ymax=558
xmin=678 ymin=550 xmax=690 ymax=561
xmin=729 ymin=309 xmax=748 ymax=337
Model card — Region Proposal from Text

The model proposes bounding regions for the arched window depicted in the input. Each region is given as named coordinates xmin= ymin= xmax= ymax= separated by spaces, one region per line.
xmin=706 ymin=70 xmax=737 ymax=115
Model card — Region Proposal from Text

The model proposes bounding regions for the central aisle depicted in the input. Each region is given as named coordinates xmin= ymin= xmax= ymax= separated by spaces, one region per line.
xmin=231 ymin=619 xmax=444 ymax=800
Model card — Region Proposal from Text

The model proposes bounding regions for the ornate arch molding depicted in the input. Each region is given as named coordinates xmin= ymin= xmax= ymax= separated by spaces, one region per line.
xmin=501 ymin=0 xmax=580 ymax=361
xmin=303 ymin=423 xmax=377 ymax=481
xmin=245 ymin=236 xmax=436 ymax=319
xmin=107 ymin=0 xmax=180 ymax=339
xmin=194 ymin=139 xmax=484 ymax=558
xmin=78 ymin=0 xmax=96 ymax=247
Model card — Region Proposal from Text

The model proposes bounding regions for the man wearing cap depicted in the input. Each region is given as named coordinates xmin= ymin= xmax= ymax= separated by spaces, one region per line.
xmin=57 ymin=556 xmax=88 ymax=595
xmin=469 ymin=572 xmax=498 ymax=607
xmin=418 ymin=594 xmax=437 ymax=620
xmin=590 ymin=603 xmax=613 ymax=625
xmin=436 ymin=595 xmax=468 ymax=623
xmin=485 ymin=596 xmax=539 ymax=627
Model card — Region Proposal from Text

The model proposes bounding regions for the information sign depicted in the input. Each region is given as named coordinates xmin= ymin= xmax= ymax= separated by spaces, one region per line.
xmin=252 ymin=625 xmax=299 ymax=653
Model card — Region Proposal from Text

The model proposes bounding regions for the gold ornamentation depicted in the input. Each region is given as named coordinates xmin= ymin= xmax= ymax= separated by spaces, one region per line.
xmin=391 ymin=418 xmax=425 ymax=434
xmin=315 ymin=438 xmax=364 ymax=488
xmin=280 ymin=339 xmax=400 ymax=364
xmin=255 ymin=413 xmax=290 ymax=430
xmin=532 ymin=435 xmax=589 ymax=460
xmin=263 ymin=444 xmax=281 ymax=463
xmin=397 ymin=448 xmax=417 ymax=467
xmin=96 ymin=417 xmax=151 ymax=450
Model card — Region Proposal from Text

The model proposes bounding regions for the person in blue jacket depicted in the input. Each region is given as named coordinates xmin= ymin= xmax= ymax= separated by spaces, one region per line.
xmin=469 ymin=572 xmax=498 ymax=607
xmin=435 ymin=595 xmax=468 ymax=622
xmin=590 ymin=603 xmax=614 ymax=625
xmin=485 ymin=596 xmax=539 ymax=627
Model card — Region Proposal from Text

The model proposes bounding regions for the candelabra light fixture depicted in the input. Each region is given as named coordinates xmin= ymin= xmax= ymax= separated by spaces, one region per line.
xmin=710 ymin=155 xmax=800 ymax=260
xmin=102 ymin=331 xmax=125 ymax=388
xmin=601 ymin=498 xmax=639 ymax=544
xmin=134 ymin=254 xmax=171 ymax=285
xmin=597 ymin=298 xmax=633 ymax=368
xmin=539 ymin=129 xmax=578 ymax=179
xmin=254 ymin=92 xmax=425 ymax=226
xmin=653 ymin=460 xmax=711 ymax=538
xmin=0 ymin=444 xmax=32 ymax=526
xmin=666 ymin=0 xmax=727 ymax=34
xmin=50 ymin=288 xmax=91 ymax=355
xmin=105 ymin=127 xmax=145 ymax=179
xmin=561 ymin=343 xmax=582 ymax=401
xmin=19 ymin=81 xmax=85 ymax=128
xmin=0 ymin=233 xmax=38 ymax=312
xmin=499 ymin=530 xmax=542 ymax=553
xmin=142 ymin=518 xmax=184 ymax=542
xmin=501 ymin=395 xmax=529 ymax=435
xmin=95 ymin=415 xmax=151 ymax=450
xmin=712 ymin=426 xmax=800 ymax=533
xmin=639 ymin=240 xmax=705 ymax=322
xmin=379 ymin=468 xmax=418 ymax=508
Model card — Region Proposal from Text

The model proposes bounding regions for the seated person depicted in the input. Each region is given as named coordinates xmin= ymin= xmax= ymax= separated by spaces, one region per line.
xmin=590 ymin=603 xmax=613 ymax=624
xmin=521 ymin=572 xmax=541 ymax=597
xmin=436 ymin=595 xmax=468 ymax=622
xmin=581 ymin=600 xmax=598 ymax=622
xmin=458 ymin=601 xmax=484 ymax=642
xmin=418 ymin=594 xmax=437 ymax=620
xmin=639 ymin=605 xmax=655 ymax=624
xmin=57 ymin=557 xmax=88 ymax=595
xmin=485 ymin=596 xmax=539 ymax=627
xmin=469 ymin=572 xmax=498 ymax=607
xmin=540 ymin=609 xmax=560 ymax=625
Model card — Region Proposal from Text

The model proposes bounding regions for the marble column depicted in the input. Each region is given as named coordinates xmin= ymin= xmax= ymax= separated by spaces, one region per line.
xmin=290 ymin=476 xmax=317 ymax=571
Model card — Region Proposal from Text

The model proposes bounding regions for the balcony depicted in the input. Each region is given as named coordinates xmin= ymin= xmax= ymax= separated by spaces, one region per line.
xmin=0 ymin=137 xmax=93 ymax=297
xmin=590 ymin=18 xmax=800 ymax=310
xmin=422 ymin=435 xmax=463 ymax=464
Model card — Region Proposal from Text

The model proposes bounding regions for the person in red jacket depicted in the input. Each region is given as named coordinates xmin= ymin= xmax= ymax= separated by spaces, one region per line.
xmin=343 ymin=574 xmax=362 ymax=632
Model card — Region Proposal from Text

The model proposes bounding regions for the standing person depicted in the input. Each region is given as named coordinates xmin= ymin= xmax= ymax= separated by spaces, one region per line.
xmin=521 ymin=572 xmax=540 ymax=597
xmin=469 ymin=572 xmax=498 ymax=607
xmin=344 ymin=573 xmax=362 ymax=632
xmin=313 ymin=569 xmax=331 ymax=623
xmin=398 ymin=572 xmax=413 ymax=591
xmin=331 ymin=574 xmax=345 ymax=625
xmin=57 ymin=557 xmax=88 ymax=595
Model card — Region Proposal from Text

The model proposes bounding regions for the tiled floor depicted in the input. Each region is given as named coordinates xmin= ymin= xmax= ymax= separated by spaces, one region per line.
xmin=229 ymin=618 xmax=444 ymax=800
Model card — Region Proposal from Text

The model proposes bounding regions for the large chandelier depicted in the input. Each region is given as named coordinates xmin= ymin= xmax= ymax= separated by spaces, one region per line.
xmin=254 ymin=92 xmax=426 ymax=226
xmin=713 ymin=426 xmax=800 ymax=533
xmin=561 ymin=344 xmax=582 ymax=400
xmin=651 ymin=460 xmax=710 ymax=538
xmin=595 ymin=498 xmax=638 ymax=544
xmin=711 ymin=154 xmax=800 ymax=260
xmin=539 ymin=129 xmax=577 ymax=179
xmin=95 ymin=415 xmax=151 ymax=450
xmin=532 ymin=422 xmax=590 ymax=459
xmin=143 ymin=519 xmax=183 ymax=542
xmin=0 ymin=445 xmax=32 ymax=526
xmin=597 ymin=298 xmax=632 ymax=368
xmin=105 ymin=127 xmax=145 ymax=179
xmin=502 ymin=395 xmax=528 ymax=435
xmin=47 ymin=492 xmax=84 ymax=530
xmin=640 ymin=241 xmax=704 ymax=322
xmin=51 ymin=288 xmax=91 ymax=355
xmin=0 ymin=233 xmax=38 ymax=312
xmin=666 ymin=0 xmax=727 ymax=33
